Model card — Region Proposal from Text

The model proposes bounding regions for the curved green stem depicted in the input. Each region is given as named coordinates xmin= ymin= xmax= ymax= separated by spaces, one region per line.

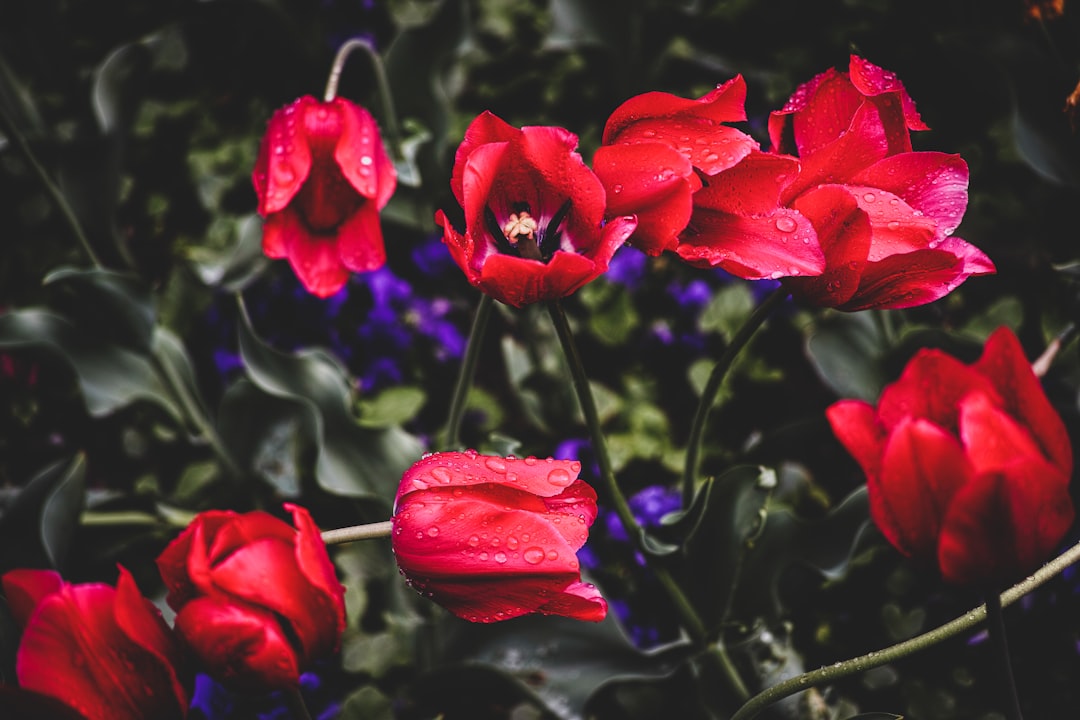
xmin=0 ymin=104 xmax=103 ymax=269
xmin=729 ymin=537 xmax=1080 ymax=720
xmin=441 ymin=293 xmax=494 ymax=450
xmin=321 ymin=520 xmax=393 ymax=545
xmin=282 ymin=686 xmax=314 ymax=720
xmin=323 ymin=37 xmax=404 ymax=162
xmin=985 ymin=592 xmax=1024 ymax=720
xmin=682 ymin=287 xmax=789 ymax=505
xmin=545 ymin=301 xmax=750 ymax=700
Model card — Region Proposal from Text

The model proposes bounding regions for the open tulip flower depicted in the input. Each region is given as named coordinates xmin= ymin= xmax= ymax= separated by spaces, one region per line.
xmin=391 ymin=450 xmax=607 ymax=623
xmin=827 ymin=327 xmax=1075 ymax=588
xmin=436 ymin=111 xmax=636 ymax=307
xmin=592 ymin=76 xmax=757 ymax=256
xmin=156 ymin=503 xmax=346 ymax=691
xmin=253 ymin=95 xmax=396 ymax=298
xmin=1 ymin=567 xmax=188 ymax=720
xmin=767 ymin=55 xmax=994 ymax=310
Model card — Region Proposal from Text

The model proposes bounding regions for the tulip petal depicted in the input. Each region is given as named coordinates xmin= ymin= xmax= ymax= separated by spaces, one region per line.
xmin=112 ymin=568 xmax=188 ymax=716
xmin=874 ymin=417 xmax=971 ymax=562
xmin=785 ymin=184 xmax=872 ymax=307
xmin=284 ymin=230 xmax=350 ymax=299
xmin=593 ymin=142 xmax=697 ymax=255
xmin=285 ymin=503 xmax=346 ymax=651
xmin=825 ymin=399 xmax=887 ymax=482
xmin=851 ymin=152 xmax=969 ymax=238
xmin=337 ymin=203 xmax=387 ymax=272
xmin=537 ymin=580 xmax=607 ymax=622
xmin=840 ymin=242 xmax=992 ymax=311
xmin=876 ymin=348 xmax=999 ymax=434
xmin=396 ymin=452 xmax=587 ymax=504
xmin=175 ymin=596 xmax=299 ymax=691
xmin=782 ymin=102 xmax=890 ymax=202
xmin=938 ymin=460 xmax=1074 ymax=587
xmin=405 ymin=572 xmax=597 ymax=623
xmin=612 ymin=119 xmax=755 ymax=176
xmin=451 ymin=111 xmax=520 ymax=203
xmin=15 ymin=580 xmax=184 ymax=720
xmin=603 ymin=75 xmax=749 ymax=144
xmin=253 ymin=97 xmax=314 ymax=216
xmin=974 ymin=327 xmax=1074 ymax=479
xmin=334 ymin=98 xmax=396 ymax=206
xmin=2 ymin=569 xmax=63 ymax=627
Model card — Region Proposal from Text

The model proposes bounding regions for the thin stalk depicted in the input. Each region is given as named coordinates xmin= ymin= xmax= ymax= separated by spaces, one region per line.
xmin=545 ymin=301 xmax=751 ymax=701
xmin=321 ymin=520 xmax=393 ymax=545
xmin=441 ymin=293 xmax=494 ymax=450
xmin=682 ymin=286 xmax=789 ymax=505
xmin=728 ymin=537 xmax=1080 ymax=720
xmin=0 ymin=105 xmax=103 ymax=268
xmin=150 ymin=349 xmax=242 ymax=479
xmin=985 ymin=592 xmax=1024 ymax=720
xmin=282 ymin=686 xmax=313 ymax=720
xmin=323 ymin=37 xmax=403 ymax=162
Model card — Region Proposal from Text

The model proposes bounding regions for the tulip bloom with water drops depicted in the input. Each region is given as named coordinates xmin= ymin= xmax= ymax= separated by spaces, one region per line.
xmin=1 ymin=567 xmax=188 ymax=720
xmin=253 ymin=95 xmax=396 ymax=298
xmin=391 ymin=451 xmax=607 ymax=623
xmin=768 ymin=55 xmax=994 ymax=310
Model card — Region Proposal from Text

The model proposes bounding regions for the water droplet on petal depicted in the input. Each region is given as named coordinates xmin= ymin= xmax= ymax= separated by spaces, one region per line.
xmin=427 ymin=526 xmax=440 ymax=537
xmin=360 ymin=155 xmax=373 ymax=166
xmin=862 ymin=192 xmax=876 ymax=203
xmin=468 ymin=535 xmax=480 ymax=547
xmin=774 ymin=216 xmax=797 ymax=233
xmin=494 ymin=552 xmax=507 ymax=564
xmin=546 ymin=550 xmax=559 ymax=561
xmin=547 ymin=468 xmax=572 ymax=487
xmin=612 ymin=184 xmax=623 ymax=194
xmin=524 ymin=547 xmax=545 ymax=564
xmin=431 ymin=467 xmax=452 ymax=484
xmin=485 ymin=458 xmax=507 ymax=473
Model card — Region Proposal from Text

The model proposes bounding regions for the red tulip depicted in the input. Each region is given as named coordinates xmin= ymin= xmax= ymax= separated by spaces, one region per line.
xmin=593 ymin=76 xmax=756 ymax=256
xmin=391 ymin=450 xmax=607 ymax=623
xmin=767 ymin=55 xmax=994 ymax=309
xmin=436 ymin=111 xmax=636 ymax=307
xmin=156 ymin=503 xmax=346 ymax=691
xmin=253 ymin=95 xmax=396 ymax=298
xmin=1 ymin=567 xmax=188 ymax=720
xmin=827 ymin=327 xmax=1075 ymax=587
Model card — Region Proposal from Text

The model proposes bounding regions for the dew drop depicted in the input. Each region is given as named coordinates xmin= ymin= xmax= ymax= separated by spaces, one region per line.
xmin=547 ymin=468 xmax=572 ymax=487
xmin=468 ymin=535 xmax=480 ymax=547
xmin=704 ymin=152 xmax=720 ymax=163
xmin=479 ymin=552 xmax=489 ymax=561
xmin=523 ymin=547 xmax=545 ymax=564
xmin=360 ymin=155 xmax=373 ymax=166
xmin=427 ymin=526 xmax=440 ymax=537
xmin=612 ymin=184 xmax=623 ymax=194
xmin=524 ymin=456 xmax=538 ymax=466
xmin=507 ymin=536 xmax=519 ymax=549
xmin=546 ymin=550 xmax=559 ymax=561
xmin=774 ymin=216 xmax=797 ymax=233
xmin=769 ymin=270 xmax=783 ymax=280
xmin=431 ymin=467 xmax=452 ymax=484
xmin=887 ymin=220 xmax=900 ymax=231
xmin=862 ymin=192 xmax=876 ymax=203
xmin=494 ymin=552 xmax=507 ymax=564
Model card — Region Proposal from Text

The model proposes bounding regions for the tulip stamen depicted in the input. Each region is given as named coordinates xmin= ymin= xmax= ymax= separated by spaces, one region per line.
xmin=502 ymin=212 xmax=538 ymax=244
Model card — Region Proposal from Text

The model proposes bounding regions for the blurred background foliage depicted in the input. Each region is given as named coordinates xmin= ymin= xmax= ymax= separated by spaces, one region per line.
xmin=2 ymin=0 xmax=1080 ymax=718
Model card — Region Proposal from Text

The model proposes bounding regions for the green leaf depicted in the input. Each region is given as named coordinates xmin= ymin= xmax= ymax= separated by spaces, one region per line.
xmin=219 ymin=379 xmax=310 ymax=498
xmin=236 ymin=298 xmax=424 ymax=501
xmin=43 ymin=266 xmax=156 ymax=352
xmin=805 ymin=311 xmax=891 ymax=402
xmin=357 ymin=386 xmax=427 ymax=428
xmin=339 ymin=686 xmax=395 ymax=720
xmin=187 ymin=214 xmax=269 ymax=292
xmin=0 ymin=309 xmax=180 ymax=419
xmin=439 ymin=613 xmax=694 ymax=720
xmin=699 ymin=283 xmax=755 ymax=341
xmin=0 ymin=455 xmax=86 ymax=573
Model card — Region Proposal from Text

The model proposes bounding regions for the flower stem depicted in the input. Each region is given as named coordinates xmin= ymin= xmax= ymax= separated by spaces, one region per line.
xmin=441 ymin=293 xmax=494 ymax=451
xmin=728 ymin=537 xmax=1080 ymax=720
xmin=0 ymin=105 xmax=104 ymax=269
xmin=321 ymin=520 xmax=394 ymax=545
xmin=682 ymin=286 xmax=789 ymax=506
xmin=323 ymin=37 xmax=404 ymax=162
xmin=544 ymin=301 xmax=749 ymax=699
xmin=985 ymin=591 xmax=1025 ymax=720
xmin=282 ymin=686 xmax=314 ymax=720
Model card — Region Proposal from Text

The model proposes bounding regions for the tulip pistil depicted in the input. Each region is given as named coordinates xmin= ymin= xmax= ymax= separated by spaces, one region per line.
xmin=484 ymin=199 xmax=573 ymax=263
